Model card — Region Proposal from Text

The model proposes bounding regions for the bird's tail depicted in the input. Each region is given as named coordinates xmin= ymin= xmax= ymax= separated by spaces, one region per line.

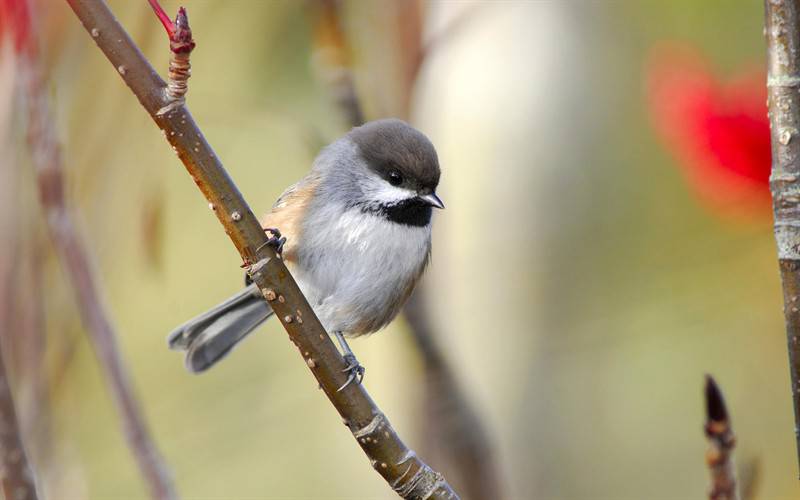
xmin=168 ymin=284 xmax=274 ymax=373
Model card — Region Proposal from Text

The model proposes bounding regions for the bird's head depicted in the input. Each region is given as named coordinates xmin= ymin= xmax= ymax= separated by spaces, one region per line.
xmin=324 ymin=119 xmax=444 ymax=227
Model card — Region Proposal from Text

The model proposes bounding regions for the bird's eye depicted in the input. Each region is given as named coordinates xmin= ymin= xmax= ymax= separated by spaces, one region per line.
xmin=388 ymin=170 xmax=403 ymax=186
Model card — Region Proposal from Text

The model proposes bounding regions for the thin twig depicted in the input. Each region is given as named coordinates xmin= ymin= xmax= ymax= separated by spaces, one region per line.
xmin=704 ymin=375 xmax=739 ymax=500
xmin=146 ymin=3 xmax=194 ymax=106
xmin=16 ymin=0 xmax=177 ymax=498
xmin=65 ymin=1 xmax=459 ymax=497
xmin=764 ymin=0 xmax=800 ymax=475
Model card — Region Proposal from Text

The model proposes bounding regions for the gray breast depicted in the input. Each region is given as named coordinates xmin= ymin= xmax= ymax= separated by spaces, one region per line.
xmin=292 ymin=204 xmax=432 ymax=336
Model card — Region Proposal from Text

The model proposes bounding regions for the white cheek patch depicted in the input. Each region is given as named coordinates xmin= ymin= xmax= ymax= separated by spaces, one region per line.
xmin=362 ymin=179 xmax=416 ymax=206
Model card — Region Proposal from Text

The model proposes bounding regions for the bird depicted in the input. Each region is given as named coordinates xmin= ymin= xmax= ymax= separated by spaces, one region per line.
xmin=168 ymin=118 xmax=444 ymax=389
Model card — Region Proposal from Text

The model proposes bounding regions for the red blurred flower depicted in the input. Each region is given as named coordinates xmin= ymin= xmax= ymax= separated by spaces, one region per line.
xmin=646 ymin=43 xmax=771 ymax=218
xmin=0 ymin=0 xmax=34 ymax=56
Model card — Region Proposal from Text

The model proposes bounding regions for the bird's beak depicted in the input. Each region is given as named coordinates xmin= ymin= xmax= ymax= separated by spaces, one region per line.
xmin=420 ymin=192 xmax=445 ymax=209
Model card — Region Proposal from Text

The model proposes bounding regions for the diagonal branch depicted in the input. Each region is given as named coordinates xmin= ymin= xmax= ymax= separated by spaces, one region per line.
xmin=764 ymin=0 xmax=800 ymax=476
xmin=64 ymin=1 xmax=459 ymax=498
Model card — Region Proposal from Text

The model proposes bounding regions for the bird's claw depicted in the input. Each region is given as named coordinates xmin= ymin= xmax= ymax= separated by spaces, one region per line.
xmin=258 ymin=227 xmax=286 ymax=258
xmin=337 ymin=353 xmax=365 ymax=391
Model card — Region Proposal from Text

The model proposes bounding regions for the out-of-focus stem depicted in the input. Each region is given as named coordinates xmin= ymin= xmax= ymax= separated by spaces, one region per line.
xmin=18 ymin=1 xmax=176 ymax=498
xmin=764 ymin=0 xmax=800 ymax=475
xmin=0 ymin=247 xmax=38 ymax=500
xmin=704 ymin=376 xmax=739 ymax=500
xmin=65 ymin=1 xmax=459 ymax=497
xmin=310 ymin=0 xmax=364 ymax=127
xmin=0 ymin=342 xmax=38 ymax=500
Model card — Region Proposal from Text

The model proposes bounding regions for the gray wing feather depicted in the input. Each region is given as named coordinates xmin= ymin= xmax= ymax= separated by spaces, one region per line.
xmin=167 ymin=284 xmax=273 ymax=373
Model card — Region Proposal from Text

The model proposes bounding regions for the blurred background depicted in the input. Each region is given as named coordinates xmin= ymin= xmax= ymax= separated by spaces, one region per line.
xmin=0 ymin=0 xmax=795 ymax=498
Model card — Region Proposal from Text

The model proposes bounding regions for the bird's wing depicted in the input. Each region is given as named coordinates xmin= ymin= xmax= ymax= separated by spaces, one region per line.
xmin=271 ymin=180 xmax=300 ymax=210
xmin=260 ymin=175 xmax=320 ymax=264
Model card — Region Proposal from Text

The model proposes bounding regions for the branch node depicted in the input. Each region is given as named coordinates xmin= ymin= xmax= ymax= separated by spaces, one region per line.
xmin=148 ymin=1 xmax=194 ymax=103
xmin=353 ymin=412 xmax=386 ymax=439
xmin=155 ymin=99 xmax=184 ymax=117
xmin=166 ymin=8 xmax=194 ymax=100
xmin=394 ymin=462 xmax=447 ymax=499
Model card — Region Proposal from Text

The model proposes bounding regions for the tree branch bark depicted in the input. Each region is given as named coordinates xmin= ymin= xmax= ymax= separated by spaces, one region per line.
xmin=64 ymin=1 xmax=459 ymax=497
xmin=764 ymin=0 xmax=800 ymax=476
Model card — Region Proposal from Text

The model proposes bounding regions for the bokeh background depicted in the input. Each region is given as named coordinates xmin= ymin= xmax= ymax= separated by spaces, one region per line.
xmin=0 ymin=0 xmax=796 ymax=499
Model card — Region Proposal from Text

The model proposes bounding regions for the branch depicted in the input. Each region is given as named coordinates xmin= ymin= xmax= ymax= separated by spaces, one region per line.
xmin=64 ymin=1 xmax=459 ymax=497
xmin=764 ymin=0 xmax=800 ymax=476
xmin=0 ymin=253 xmax=38 ymax=500
xmin=704 ymin=376 xmax=739 ymax=500
xmin=0 ymin=335 xmax=37 ymax=500
xmin=16 ymin=0 xmax=176 ymax=498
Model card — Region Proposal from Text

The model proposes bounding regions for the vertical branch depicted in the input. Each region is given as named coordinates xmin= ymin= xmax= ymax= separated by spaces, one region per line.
xmin=15 ymin=0 xmax=177 ymax=498
xmin=6 ymin=230 xmax=52 ymax=465
xmin=704 ymin=376 xmax=739 ymax=500
xmin=0 ymin=12 xmax=39 ymax=495
xmin=0 ymin=177 xmax=38 ymax=500
xmin=0 ymin=315 xmax=38 ymax=500
xmin=764 ymin=0 xmax=800 ymax=475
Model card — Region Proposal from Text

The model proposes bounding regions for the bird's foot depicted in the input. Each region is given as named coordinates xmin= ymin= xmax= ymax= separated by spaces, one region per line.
xmin=338 ymin=353 xmax=365 ymax=391
xmin=334 ymin=331 xmax=365 ymax=391
xmin=258 ymin=227 xmax=286 ymax=258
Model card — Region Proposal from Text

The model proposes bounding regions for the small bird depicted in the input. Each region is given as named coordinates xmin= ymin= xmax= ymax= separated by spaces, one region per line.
xmin=168 ymin=119 xmax=443 ymax=389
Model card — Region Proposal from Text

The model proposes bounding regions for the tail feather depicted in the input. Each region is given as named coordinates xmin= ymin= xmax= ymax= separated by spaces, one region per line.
xmin=168 ymin=284 xmax=273 ymax=373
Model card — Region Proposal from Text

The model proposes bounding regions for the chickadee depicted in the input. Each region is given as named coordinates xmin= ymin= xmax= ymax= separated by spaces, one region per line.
xmin=168 ymin=119 xmax=443 ymax=389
